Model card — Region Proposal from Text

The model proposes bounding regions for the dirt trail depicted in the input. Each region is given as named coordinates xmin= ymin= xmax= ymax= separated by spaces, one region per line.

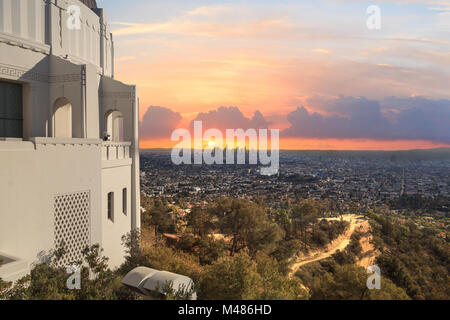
xmin=356 ymin=222 xmax=379 ymax=269
xmin=288 ymin=214 xmax=367 ymax=277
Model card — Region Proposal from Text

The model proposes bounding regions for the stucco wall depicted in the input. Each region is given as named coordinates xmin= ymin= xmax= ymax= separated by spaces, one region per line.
xmin=0 ymin=139 xmax=102 ymax=265
xmin=101 ymin=164 xmax=132 ymax=268
xmin=101 ymin=77 xmax=140 ymax=231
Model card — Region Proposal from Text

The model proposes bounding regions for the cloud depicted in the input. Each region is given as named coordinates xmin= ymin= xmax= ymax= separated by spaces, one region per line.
xmin=138 ymin=100 xmax=449 ymax=144
xmin=312 ymin=48 xmax=331 ymax=54
xmin=282 ymin=96 xmax=450 ymax=143
xmin=140 ymin=106 xmax=182 ymax=139
xmin=140 ymin=106 xmax=271 ymax=140
xmin=186 ymin=6 xmax=230 ymax=16
xmin=191 ymin=106 xmax=270 ymax=131
xmin=111 ymin=17 xmax=288 ymax=38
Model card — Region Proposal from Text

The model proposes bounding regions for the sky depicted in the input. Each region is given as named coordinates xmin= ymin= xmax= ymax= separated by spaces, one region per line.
xmin=97 ymin=0 xmax=450 ymax=150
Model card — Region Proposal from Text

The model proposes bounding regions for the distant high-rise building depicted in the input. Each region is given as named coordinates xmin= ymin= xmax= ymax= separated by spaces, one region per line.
xmin=0 ymin=0 xmax=140 ymax=282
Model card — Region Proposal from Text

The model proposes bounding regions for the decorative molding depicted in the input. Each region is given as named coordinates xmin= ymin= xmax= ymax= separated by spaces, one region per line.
xmin=0 ymin=63 xmax=48 ymax=82
xmin=102 ymin=91 xmax=136 ymax=100
xmin=0 ymin=32 xmax=50 ymax=55
xmin=0 ymin=63 xmax=81 ymax=84
xmin=48 ymin=74 xmax=81 ymax=83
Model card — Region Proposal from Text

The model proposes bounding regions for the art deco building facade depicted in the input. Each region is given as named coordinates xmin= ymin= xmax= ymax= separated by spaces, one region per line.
xmin=0 ymin=0 xmax=140 ymax=281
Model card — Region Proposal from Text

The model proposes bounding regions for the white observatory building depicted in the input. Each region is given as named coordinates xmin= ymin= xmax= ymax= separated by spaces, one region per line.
xmin=0 ymin=0 xmax=140 ymax=282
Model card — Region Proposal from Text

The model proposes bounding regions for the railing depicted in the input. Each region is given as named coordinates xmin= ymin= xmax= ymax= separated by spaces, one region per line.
xmin=30 ymin=137 xmax=102 ymax=146
xmin=102 ymin=142 xmax=131 ymax=161
xmin=1 ymin=138 xmax=132 ymax=162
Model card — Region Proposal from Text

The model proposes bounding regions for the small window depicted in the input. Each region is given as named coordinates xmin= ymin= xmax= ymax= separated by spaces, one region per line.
xmin=122 ymin=188 xmax=127 ymax=215
xmin=107 ymin=192 xmax=114 ymax=222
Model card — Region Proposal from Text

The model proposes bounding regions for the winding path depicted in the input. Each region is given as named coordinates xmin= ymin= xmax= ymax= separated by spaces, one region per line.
xmin=288 ymin=214 xmax=366 ymax=277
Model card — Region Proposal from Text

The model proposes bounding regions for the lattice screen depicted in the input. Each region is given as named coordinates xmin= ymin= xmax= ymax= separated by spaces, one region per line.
xmin=54 ymin=191 xmax=91 ymax=266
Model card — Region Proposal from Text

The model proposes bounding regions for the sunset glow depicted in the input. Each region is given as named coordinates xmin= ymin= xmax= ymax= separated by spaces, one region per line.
xmin=99 ymin=0 xmax=450 ymax=150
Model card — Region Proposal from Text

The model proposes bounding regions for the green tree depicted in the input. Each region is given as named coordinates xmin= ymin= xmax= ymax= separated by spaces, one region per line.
xmin=198 ymin=252 xmax=263 ymax=300
xmin=211 ymin=198 xmax=283 ymax=256
xmin=1 ymin=244 xmax=137 ymax=300
xmin=271 ymin=209 xmax=291 ymax=233
xmin=309 ymin=264 xmax=410 ymax=300
xmin=255 ymin=252 xmax=309 ymax=300
xmin=119 ymin=229 xmax=144 ymax=273
xmin=147 ymin=199 xmax=176 ymax=236
xmin=291 ymin=201 xmax=319 ymax=248
xmin=186 ymin=207 xmax=215 ymax=237
xmin=198 ymin=251 xmax=309 ymax=300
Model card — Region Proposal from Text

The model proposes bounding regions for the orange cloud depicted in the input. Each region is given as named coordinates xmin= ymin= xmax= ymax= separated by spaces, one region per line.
xmin=312 ymin=48 xmax=331 ymax=54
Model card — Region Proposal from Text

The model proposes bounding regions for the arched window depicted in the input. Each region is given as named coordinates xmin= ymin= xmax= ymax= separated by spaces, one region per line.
xmin=105 ymin=110 xmax=124 ymax=142
xmin=53 ymin=98 xmax=72 ymax=138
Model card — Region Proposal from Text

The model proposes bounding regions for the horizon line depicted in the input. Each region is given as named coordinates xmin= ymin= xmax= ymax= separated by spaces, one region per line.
xmin=139 ymin=147 xmax=450 ymax=152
